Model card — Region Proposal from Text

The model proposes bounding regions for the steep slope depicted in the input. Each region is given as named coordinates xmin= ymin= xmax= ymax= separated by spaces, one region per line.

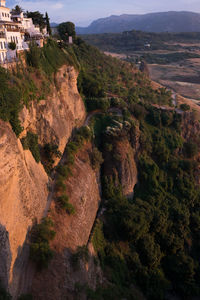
xmin=77 ymin=11 xmax=200 ymax=34
xmin=20 ymin=65 xmax=86 ymax=154
xmin=31 ymin=143 xmax=102 ymax=300
xmin=0 ymin=120 xmax=48 ymax=295
xmin=0 ymin=62 xmax=86 ymax=297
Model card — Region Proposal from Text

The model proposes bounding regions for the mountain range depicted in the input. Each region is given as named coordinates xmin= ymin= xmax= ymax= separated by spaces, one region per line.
xmin=76 ymin=11 xmax=200 ymax=34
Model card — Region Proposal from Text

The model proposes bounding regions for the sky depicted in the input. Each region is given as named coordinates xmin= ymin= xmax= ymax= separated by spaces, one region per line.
xmin=6 ymin=0 xmax=200 ymax=26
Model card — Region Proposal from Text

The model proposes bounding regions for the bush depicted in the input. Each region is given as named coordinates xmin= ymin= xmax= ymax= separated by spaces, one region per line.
xmin=56 ymin=165 xmax=72 ymax=178
xmin=42 ymin=143 xmax=61 ymax=173
xmin=183 ymin=142 xmax=198 ymax=158
xmin=57 ymin=194 xmax=75 ymax=214
xmin=90 ymin=147 xmax=104 ymax=169
xmin=180 ymin=104 xmax=190 ymax=111
xmin=21 ymin=132 xmax=40 ymax=163
xmin=30 ymin=218 xmax=55 ymax=269
xmin=8 ymin=42 xmax=16 ymax=50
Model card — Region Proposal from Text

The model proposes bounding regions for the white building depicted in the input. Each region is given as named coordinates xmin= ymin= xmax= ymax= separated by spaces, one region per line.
xmin=0 ymin=0 xmax=46 ymax=65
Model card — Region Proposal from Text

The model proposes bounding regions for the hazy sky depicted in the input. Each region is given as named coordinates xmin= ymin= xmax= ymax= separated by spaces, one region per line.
xmin=6 ymin=0 xmax=200 ymax=26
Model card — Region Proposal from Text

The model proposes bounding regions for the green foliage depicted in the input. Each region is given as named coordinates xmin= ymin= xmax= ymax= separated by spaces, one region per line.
xmin=30 ymin=218 xmax=55 ymax=269
xmin=21 ymin=132 xmax=40 ymax=163
xmin=183 ymin=142 xmax=198 ymax=158
xmin=0 ymin=67 xmax=22 ymax=136
xmin=90 ymin=147 xmax=104 ymax=169
xmin=26 ymin=39 xmax=68 ymax=76
xmin=93 ymin=102 xmax=200 ymax=299
xmin=42 ymin=143 xmax=61 ymax=174
xmin=11 ymin=5 xmax=23 ymax=14
xmin=26 ymin=11 xmax=46 ymax=30
xmin=26 ymin=42 xmax=40 ymax=68
xmin=58 ymin=22 xmax=76 ymax=40
xmin=8 ymin=42 xmax=16 ymax=50
xmin=180 ymin=103 xmax=190 ymax=111
xmin=45 ymin=12 xmax=51 ymax=35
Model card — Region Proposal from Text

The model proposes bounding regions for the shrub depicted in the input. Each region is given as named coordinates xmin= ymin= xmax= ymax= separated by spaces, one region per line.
xmin=8 ymin=42 xmax=16 ymax=50
xmin=56 ymin=165 xmax=72 ymax=178
xmin=55 ymin=178 xmax=66 ymax=193
xmin=183 ymin=142 xmax=198 ymax=158
xmin=43 ymin=143 xmax=61 ymax=172
xmin=30 ymin=218 xmax=55 ymax=269
xmin=180 ymin=104 xmax=190 ymax=111
xmin=21 ymin=132 xmax=40 ymax=163
xmin=57 ymin=194 xmax=69 ymax=209
xmin=90 ymin=148 xmax=104 ymax=169
xmin=57 ymin=194 xmax=75 ymax=214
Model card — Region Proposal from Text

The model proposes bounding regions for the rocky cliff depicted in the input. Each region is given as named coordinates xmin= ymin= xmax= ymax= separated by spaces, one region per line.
xmin=31 ymin=143 xmax=102 ymax=300
xmin=0 ymin=65 xmax=86 ymax=297
xmin=19 ymin=65 xmax=86 ymax=154
xmin=0 ymin=120 xmax=48 ymax=296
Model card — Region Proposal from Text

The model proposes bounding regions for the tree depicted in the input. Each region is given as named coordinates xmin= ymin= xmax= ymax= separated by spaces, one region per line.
xmin=26 ymin=11 xmax=46 ymax=30
xmin=58 ymin=22 xmax=76 ymax=41
xmin=8 ymin=42 xmax=16 ymax=50
xmin=11 ymin=5 xmax=23 ymax=15
xmin=45 ymin=12 xmax=51 ymax=35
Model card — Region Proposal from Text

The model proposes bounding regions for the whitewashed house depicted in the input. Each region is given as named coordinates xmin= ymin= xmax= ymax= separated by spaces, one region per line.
xmin=0 ymin=0 xmax=47 ymax=64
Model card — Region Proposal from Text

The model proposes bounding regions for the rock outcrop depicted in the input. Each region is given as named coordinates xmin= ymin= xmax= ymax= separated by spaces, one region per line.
xmin=103 ymin=135 xmax=138 ymax=198
xmin=19 ymin=65 xmax=86 ymax=154
xmin=31 ymin=143 xmax=102 ymax=300
xmin=0 ymin=120 xmax=48 ymax=295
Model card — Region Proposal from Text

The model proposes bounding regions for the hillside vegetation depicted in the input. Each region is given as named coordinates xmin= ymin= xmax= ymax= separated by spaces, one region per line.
xmin=1 ymin=35 xmax=200 ymax=300
xmin=81 ymin=30 xmax=200 ymax=53
xmin=61 ymin=40 xmax=200 ymax=299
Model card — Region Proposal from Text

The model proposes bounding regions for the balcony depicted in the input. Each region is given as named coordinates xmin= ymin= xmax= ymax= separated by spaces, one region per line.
xmin=0 ymin=32 xmax=5 ymax=38
xmin=6 ymin=27 xmax=20 ymax=32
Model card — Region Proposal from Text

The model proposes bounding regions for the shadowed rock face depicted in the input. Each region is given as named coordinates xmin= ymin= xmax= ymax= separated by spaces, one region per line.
xmin=0 ymin=120 xmax=48 ymax=296
xmin=19 ymin=65 xmax=86 ymax=155
xmin=0 ymin=224 xmax=11 ymax=290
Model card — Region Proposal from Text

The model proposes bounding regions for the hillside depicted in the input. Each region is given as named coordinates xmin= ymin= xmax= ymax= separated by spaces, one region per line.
xmin=76 ymin=11 xmax=200 ymax=34
xmin=0 ymin=36 xmax=200 ymax=300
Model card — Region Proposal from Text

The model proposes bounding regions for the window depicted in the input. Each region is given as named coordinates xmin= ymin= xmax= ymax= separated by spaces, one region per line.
xmin=2 ymin=13 xmax=4 ymax=17
xmin=4 ymin=42 xmax=6 ymax=48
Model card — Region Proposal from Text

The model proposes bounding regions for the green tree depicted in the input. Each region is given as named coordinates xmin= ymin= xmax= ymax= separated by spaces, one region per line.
xmin=58 ymin=22 xmax=76 ymax=41
xmin=26 ymin=11 xmax=45 ymax=30
xmin=45 ymin=12 xmax=51 ymax=35
xmin=11 ymin=5 xmax=23 ymax=14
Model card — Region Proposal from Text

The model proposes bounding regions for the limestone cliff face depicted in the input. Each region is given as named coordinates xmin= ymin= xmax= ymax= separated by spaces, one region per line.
xmin=0 ymin=120 xmax=48 ymax=295
xmin=0 ymin=65 xmax=86 ymax=297
xmin=19 ymin=65 xmax=86 ymax=154
xmin=31 ymin=143 xmax=102 ymax=300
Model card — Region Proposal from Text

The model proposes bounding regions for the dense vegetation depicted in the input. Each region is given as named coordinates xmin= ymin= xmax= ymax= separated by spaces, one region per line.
xmin=0 ymin=39 xmax=72 ymax=136
xmin=89 ymin=104 xmax=200 ymax=299
xmin=21 ymin=132 xmax=40 ymax=163
xmin=81 ymin=30 xmax=200 ymax=53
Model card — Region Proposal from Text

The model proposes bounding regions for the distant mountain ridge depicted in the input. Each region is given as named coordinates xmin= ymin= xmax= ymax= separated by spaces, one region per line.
xmin=76 ymin=11 xmax=200 ymax=34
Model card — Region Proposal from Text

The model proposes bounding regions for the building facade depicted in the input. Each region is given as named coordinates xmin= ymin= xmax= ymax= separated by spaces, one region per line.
xmin=0 ymin=0 xmax=47 ymax=65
